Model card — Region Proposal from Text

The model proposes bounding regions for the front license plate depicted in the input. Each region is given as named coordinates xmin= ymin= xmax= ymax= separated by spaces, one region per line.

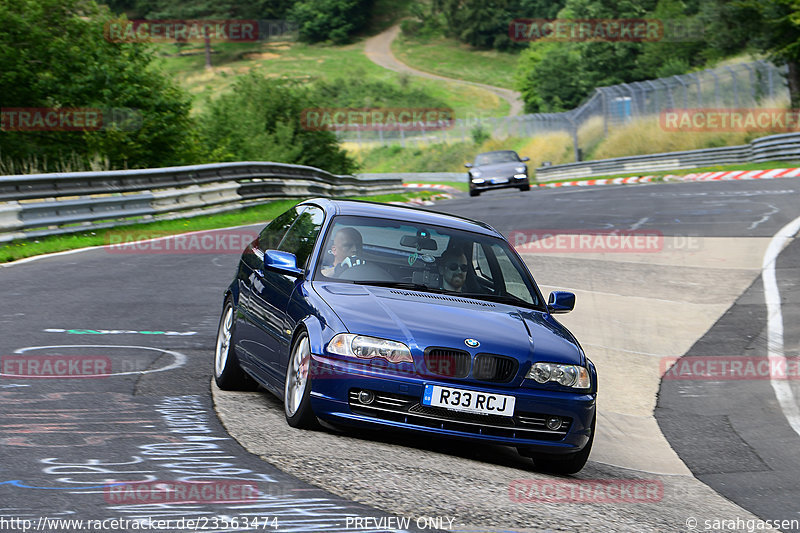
xmin=422 ymin=384 xmax=515 ymax=416
xmin=491 ymin=178 xmax=508 ymax=184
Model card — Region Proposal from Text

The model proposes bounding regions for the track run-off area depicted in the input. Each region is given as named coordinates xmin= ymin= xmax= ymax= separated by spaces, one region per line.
xmin=1 ymin=176 xmax=799 ymax=533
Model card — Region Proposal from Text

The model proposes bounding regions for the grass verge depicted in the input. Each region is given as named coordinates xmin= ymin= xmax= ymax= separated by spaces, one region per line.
xmin=155 ymin=40 xmax=508 ymax=119
xmin=0 ymin=191 xmax=439 ymax=264
xmin=391 ymin=34 xmax=519 ymax=91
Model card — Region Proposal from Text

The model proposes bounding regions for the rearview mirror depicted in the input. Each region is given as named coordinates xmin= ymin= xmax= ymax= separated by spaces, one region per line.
xmin=521 ymin=156 xmax=530 ymax=162
xmin=400 ymin=235 xmax=438 ymax=250
xmin=264 ymin=250 xmax=304 ymax=277
xmin=464 ymin=163 xmax=473 ymax=168
xmin=547 ymin=291 xmax=575 ymax=314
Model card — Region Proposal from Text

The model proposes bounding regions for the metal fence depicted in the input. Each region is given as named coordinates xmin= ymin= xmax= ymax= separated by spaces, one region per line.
xmin=338 ymin=60 xmax=790 ymax=157
xmin=0 ymin=162 xmax=403 ymax=242
xmin=534 ymin=131 xmax=800 ymax=181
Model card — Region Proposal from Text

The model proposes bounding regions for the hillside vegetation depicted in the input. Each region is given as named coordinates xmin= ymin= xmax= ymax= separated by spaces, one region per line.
xmin=2 ymin=0 xmax=798 ymax=175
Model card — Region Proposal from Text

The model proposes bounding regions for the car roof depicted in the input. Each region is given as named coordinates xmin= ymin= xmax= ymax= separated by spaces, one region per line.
xmin=476 ymin=150 xmax=518 ymax=156
xmin=303 ymin=198 xmax=500 ymax=237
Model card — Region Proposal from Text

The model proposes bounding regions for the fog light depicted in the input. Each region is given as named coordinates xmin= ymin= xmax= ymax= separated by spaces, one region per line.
xmin=358 ymin=390 xmax=375 ymax=405
xmin=546 ymin=416 xmax=562 ymax=431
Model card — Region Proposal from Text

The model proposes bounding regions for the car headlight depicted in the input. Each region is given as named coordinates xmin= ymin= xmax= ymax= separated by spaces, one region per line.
xmin=471 ymin=170 xmax=482 ymax=178
xmin=327 ymin=334 xmax=413 ymax=364
xmin=515 ymin=166 xmax=526 ymax=173
xmin=527 ymin=362 xmax=590 ymax=389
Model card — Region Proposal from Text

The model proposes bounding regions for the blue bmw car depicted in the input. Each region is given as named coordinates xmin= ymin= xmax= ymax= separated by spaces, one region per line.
xmin=214 ymin=199 xmax=597 ymax=473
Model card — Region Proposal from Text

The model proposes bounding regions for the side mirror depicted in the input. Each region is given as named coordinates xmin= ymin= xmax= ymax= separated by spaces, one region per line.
xmin=464 ymin=163 xmax=473 ymax=168
xmin=547 ymin=291 xmax=575 ymax=314
xmin=264 ymin=250 xmax=304 ymax=277
xmin=520 ymin=156 xmax=530 ymax=162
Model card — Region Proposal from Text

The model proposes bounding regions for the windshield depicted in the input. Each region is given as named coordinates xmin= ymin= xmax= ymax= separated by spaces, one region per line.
xmin=475 ymin=151 xmax=520 ymax=166
xmin=315 ymin=215 xmax=544 ymax=309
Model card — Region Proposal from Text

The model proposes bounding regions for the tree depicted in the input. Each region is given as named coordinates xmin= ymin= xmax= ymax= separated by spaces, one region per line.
xmin=198 ymin=73 xmax=357 ymax=174
xmin=513 ymin=0 xmax=660 ymax=111
xmin=141 ymin=0 xmax=240 ymax=69
xmin=744 ymin=0 xmax=800 ymax=108
xmin=289 ymin=0 xmax=375 ymax=44
xmin=0 ymin=0 xmax=198 ymax=171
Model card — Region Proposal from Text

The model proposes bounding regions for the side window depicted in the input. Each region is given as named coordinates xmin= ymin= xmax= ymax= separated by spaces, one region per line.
xmin=472 ymin=243 xmax=493 ymax=283
xmin=490 ymin=243 xmax=534 ymax=304
xmin=258 ymin=206 xmax=301 ymax=250
xmin=278 ymin=206 xmax=325 ymax=268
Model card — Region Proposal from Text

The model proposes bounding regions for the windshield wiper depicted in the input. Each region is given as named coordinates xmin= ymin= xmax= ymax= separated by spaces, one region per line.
xmin=455 ymin=292 xmax=540 ymax=309
xmin=352 ymin=281 xmax=448 ymax=293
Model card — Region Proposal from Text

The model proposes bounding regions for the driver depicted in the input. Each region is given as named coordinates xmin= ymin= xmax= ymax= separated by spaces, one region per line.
xmin=322 ymin=227 xmax=363 ymax=277
xmin=438 ymin=244 xmax=468 ymax=292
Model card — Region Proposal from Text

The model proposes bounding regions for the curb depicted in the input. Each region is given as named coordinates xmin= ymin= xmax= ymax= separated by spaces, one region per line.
xmin=537 ymin=168 xmax=800 ymax=188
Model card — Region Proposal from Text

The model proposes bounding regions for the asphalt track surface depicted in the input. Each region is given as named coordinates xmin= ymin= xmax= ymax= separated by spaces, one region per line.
xmin=0 ymin=177 xmax=798 ymax=532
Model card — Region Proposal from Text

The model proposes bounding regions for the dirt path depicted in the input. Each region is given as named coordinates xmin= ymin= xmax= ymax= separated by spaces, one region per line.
xmin=363 ymin=25 xmax=525 ymax=116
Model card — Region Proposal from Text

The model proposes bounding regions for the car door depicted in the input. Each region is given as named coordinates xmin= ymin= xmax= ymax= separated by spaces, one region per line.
xmin=235 ymin=205 xmax=300 ymax=381
xmin=248 ymin=205 xmax=325 ymax=385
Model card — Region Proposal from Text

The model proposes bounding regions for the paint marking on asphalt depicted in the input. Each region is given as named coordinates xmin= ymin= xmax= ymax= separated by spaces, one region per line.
xmin=762 ymin=214 xmax=800 ymax=437
xmin=8 ymin=345 xmax=187 ymax=377
xmin=748 ymin=203 xmax=780 ymax=231
xmin=630 ymin=217 xmax=649 ymax=230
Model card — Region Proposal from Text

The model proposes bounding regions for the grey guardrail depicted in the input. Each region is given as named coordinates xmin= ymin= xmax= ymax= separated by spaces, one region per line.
xmin=357 ymin=172 xmax=467 ymax=182
xmin=535 ymin=132 xmax=800 ymax=181
xmin=0 ymin=162 xmax=403 ymax=242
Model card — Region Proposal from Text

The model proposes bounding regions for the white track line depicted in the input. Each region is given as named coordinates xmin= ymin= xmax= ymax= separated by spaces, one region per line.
xmin=762 ymin=214 xmax=800 ymax=437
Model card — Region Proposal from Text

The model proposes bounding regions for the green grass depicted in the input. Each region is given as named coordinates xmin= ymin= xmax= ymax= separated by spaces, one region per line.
xmin=154 ymin=39 xmax=508 ymax=118
xmin=353 ymin=141 xmax=479 ymax=172
xmin=352 ymin=136 xmax=541 ymax=173
xmin=391 ymin=34 xmax=520 ymax=91
xmin=0 ymin=191 xmax=438 ymax=264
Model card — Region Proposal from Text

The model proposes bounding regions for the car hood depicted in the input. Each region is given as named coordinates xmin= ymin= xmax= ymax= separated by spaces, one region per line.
xmin=473 ymin=162 xmax=524 ymax=174
xmin=314 ymin=282 xmax=582 ymax=365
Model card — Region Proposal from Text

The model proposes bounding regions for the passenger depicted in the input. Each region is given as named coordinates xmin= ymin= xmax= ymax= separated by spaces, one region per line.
xmin=322 ymin=227 xmax=363 ymax=277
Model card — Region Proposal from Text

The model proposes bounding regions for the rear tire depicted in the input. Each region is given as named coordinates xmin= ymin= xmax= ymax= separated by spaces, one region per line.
xmin=214 ymin=297 xmax=258 ymax=390
xmin=284 ymin=331 xmax=319 ymax=429
xmin=525 ymin=416 xmax=595 ymax=475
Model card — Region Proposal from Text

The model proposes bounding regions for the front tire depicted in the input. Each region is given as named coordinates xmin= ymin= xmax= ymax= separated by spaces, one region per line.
xmin=284 ymin=331 xmax=318 ymax=429
xmin=214 ymin=297 xmax=257 ymax=390
xmin=469 ymin=188 xmax=480 ymax=197
xmin=519 ymin=183 xmax=531 ymax=191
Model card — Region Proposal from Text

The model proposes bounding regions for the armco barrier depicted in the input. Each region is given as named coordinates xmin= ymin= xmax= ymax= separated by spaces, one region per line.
xmin=0 ymin=162 xmax=403 ymax=242
xmin=535 ymin=132 xmax=800 ymax=181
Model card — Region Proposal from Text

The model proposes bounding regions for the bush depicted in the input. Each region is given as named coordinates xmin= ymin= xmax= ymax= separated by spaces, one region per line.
xmin=289 ymin=0 xmax=374 ymax=44
xmin=471 ymin=125 xmax=491 ymax=144
xmin=198 ymin=73 xmax=357 ymax=175
xmin=310 ymin=78 xmax=448 ymax=109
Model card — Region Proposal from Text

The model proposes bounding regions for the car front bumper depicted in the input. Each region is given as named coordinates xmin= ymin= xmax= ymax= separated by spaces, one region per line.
xmin=470 ymin=175 xmax=530 ymax=191
xmin=308 ymin=354 xmax=595 ymax=455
